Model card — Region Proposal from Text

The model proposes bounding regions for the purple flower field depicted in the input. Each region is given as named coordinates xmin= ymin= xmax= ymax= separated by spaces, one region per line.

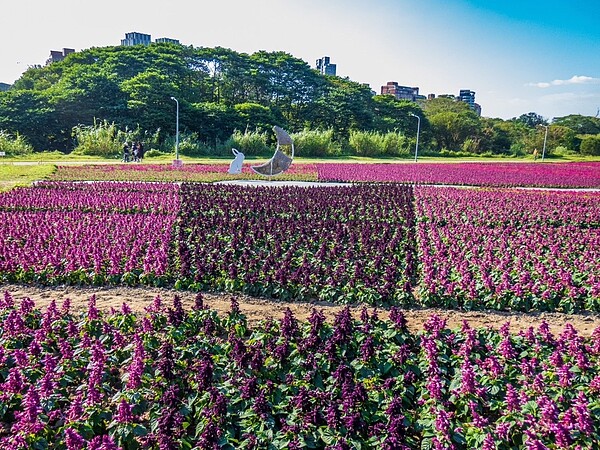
xmin=1 ymin=179 xmax=599 ymax=312
xmin=174 ymin=183 xmax=417 ymax=305
xmin=317 ymin=161 xmax=600 ymax=188
xmin=1 ymin=294 xmax=599 ymax=449
xmin=0 ymin=182 xmax=178 ymax=285
xmin=2 ymin=167 xmax=600 ymax=448
xmin=414 ymin=187 xmax=600 ymax=312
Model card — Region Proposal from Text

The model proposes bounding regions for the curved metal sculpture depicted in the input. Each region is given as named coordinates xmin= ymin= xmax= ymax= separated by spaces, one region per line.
xmin=251 ymin=126 xmax=294 ymax=176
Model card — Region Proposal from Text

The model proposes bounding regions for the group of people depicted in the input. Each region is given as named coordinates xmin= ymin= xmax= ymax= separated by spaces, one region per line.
xmin=122 ymin=141 xmax=145 ymax=162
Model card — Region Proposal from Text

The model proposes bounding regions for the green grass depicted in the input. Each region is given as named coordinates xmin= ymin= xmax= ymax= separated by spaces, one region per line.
xmin=0 ymin=164 xmax=56 ymax=191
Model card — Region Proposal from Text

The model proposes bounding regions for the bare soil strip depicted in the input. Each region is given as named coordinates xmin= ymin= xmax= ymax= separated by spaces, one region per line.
xmin=2 ymin=284 xmax=599 ymax=337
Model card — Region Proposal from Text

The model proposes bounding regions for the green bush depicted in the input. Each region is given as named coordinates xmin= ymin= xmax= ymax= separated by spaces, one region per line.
xmin=161 ymin=132 xmax=211 ymax=157
xmin=0 ymin=130 xmax=34 ymax=156
xmin=72 ymin=121 xmax=163 ymax=158
xmin=580 ymin=135 xmax=600 ymax=156
xmin=291 ymin=129 xmax=341 ymax=157
xmin=72 ymin=120 xmax=122 ymax=157
xmin=143 ymin=149 xmax=166 ymax=158
xmin=224 ymin=129 xmax=270 ymax=156
xmin=348 ymin=130 xmax=410 ymax=157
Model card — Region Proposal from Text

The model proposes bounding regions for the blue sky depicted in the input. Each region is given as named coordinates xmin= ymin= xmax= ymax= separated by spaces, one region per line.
xmin=1 ymin=0 xmax=599 ymax=119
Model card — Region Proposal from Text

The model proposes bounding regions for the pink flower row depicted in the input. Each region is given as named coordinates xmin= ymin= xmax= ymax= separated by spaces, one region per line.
xmin=318 ymin=162 xmax=600 ymax=188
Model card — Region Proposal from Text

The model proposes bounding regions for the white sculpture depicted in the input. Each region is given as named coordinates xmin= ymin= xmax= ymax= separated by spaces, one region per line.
xmin=228 ymin=148 xmax=245 ymax=174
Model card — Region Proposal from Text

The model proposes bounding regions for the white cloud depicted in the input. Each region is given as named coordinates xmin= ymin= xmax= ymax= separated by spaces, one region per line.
xmin=528 ymin=75 xmax=600 ymax=88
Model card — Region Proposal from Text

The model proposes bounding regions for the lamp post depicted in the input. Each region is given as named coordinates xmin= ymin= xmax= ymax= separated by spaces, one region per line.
xmin=541 ymin=124 xmax=549 ymax=161
xmin=409 ymin=113 xmax=421 ymax=162
xmin=170 ymin=96 xmax=179 ymax=160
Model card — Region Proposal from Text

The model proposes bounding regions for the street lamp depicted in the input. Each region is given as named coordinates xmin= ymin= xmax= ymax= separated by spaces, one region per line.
xmin=170 ymin=96 xmax=179 ymax=160
xmin=541 ymin=124 xmax=549 ymax=161
xmin=409 ymin=113 xmax=421 ymax=162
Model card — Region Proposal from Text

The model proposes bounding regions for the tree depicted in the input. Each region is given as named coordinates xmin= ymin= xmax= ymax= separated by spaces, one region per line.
xmin=579 ymin=135 xmax=600 ymax=155
xmin=234 ymin=103 xmax=278 ymax=134
xmin=552 ymin=114 xmax=600 ymax=135
xmin=305 ymin=77 xmax=374 ymax=139
xmin=120 ymin=69 xmax=179 ymax=132
xmin=514 ymin=112 xmax=547 ymax=128
xmin=372 ymin=95 xmax=422 ymax=134
xmin=423 ymin=98 xmax=481 ymax=151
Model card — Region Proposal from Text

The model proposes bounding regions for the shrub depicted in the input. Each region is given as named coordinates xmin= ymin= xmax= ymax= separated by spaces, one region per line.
xmin=291 ymin=129 xmax=341 ymax=157
xmin=349 ymin=130 xmax=410 ymax=157
xmin=224 ymin=129 xmax=270 ymax=156
xmin=580 ymin=135 xmax=600 ymax=156
xmin=0 ymin=130 xmax=34 ymax=156
xmin=161 ymin=132 xmax=211 ymax=157
xmin=143 ymin=149 xmax=166 ymax=158
xmin=72 ymin=120 xmax=122 ymax=157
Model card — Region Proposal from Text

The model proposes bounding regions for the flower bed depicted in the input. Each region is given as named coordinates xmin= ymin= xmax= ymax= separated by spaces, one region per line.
xmin=415 ymin=187 xmax=600 ymax=312
xmin=0 ymin=182 xmax=178 ymax=285
xmin=50 ymin=163 xmax=319 ymax=183
xmin=317 ymin=162 xmax=600 ymax=188
xmin=175 ymin=183 xmax=417 ymax=305
xmin=1 ymin=293 xmax=599 ymax=449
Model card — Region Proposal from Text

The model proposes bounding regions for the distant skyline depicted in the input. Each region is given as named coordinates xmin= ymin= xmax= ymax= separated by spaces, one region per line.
xmin=1 ymin=0 xmax=599 ymax=120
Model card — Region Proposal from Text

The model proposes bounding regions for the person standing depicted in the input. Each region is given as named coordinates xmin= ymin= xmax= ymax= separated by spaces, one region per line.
xmin=132 ymin=142 xmax=139 ymax=162
xmin=138 ymin=141 xmax=145 ymax=161
xmin=122 ymin=142 xmax=130 ymax=162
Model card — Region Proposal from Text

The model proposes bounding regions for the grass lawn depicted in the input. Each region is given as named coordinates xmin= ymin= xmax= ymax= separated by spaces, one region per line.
xmin=0 ymin=163 xmax=56 ymax=191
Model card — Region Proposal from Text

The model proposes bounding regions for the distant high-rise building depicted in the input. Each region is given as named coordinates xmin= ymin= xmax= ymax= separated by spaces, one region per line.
xmin=381 ymin=82 xmax=420 ymax=101
xmin=155 ymin=37 xmax=180 ymax=45
xmin=316 ymin=56 xmax=336 ymax=76
xmin=45 ymin=48 xmax=75 ymax=65
xmin=121 ymin=32 xmax=151 ymax=46
xmin=458 ymin=89 xmax=476 ymax=108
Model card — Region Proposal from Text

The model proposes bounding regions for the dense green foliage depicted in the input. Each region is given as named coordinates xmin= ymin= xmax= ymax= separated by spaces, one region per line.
xmin=580 ymin=135 xmax=600 ymax=156
xmin=1 ymin=43 xmax=599 ymax=156
xmin=0 ymin=130 xmax=33 ymax=155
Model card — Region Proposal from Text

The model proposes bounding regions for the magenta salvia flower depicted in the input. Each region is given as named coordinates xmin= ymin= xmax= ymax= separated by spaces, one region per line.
xmin=498 ymin=336 xmax=516 ymax=360
xmin=573 ymin=391 xmax=593 ymax=435
xmin=115 ymin=399 xmax=134 ymax=423
xmin=496 ymin=422 xmax=510 ymax=440
xmin=1 ymin=290 xmax=14 ymax=309
xmin=389 ymin=307 xmax=408 ymax=330
xmin=482 ymin=433 xmax=496 ymax=450
xmin=87 ymin=294 xmax=99 ymax=320
xmin=88 ymin=434 xmax=119 ymax=450
xmin=434 ymin=407 xmax=452 ymax=435
xmin=127 ymin=334 xmax=145 ymax=390
xmin=280 ymin=307 xmax=299 ymax=339
xmin=423 ymin=314 xmax=447 ymax=338
xmin=469 ymin=400 xmax=488 ymax=428
xmin=67 ymin=393 xmax=84 ymax=422
xmin=64 ymin=428 xmax=86 ymax=450
xmin=121 ymin=302 xmax=132 ymax=314
xmin=4 ymin=366 xmax=25 ymax=394
xmin=459 ymin=360 xmax=476 ymax=395
xmin=360 ymin=335 xmax=375 ymax=361
xmin=13 ymin=386 xmax=43 ymax=434
xmin=505 ymin=384 xmax=520 ymax=412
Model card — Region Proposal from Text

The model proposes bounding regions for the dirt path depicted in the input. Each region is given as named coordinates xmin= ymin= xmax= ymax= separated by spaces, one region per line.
xmin=3 ymin=283 xmax=600 ymax=337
